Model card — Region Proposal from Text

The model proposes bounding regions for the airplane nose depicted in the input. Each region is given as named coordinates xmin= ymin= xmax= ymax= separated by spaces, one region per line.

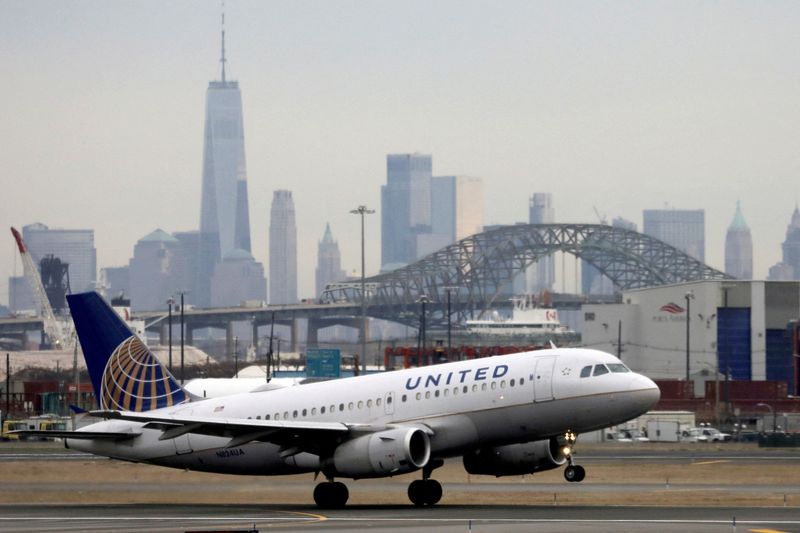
xmin=629 ymin=374 xmax=661 ymax=410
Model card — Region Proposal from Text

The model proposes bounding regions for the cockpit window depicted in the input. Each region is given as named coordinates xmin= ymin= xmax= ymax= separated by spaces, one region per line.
xmin=580 ymin=366 xmax=592 ymax=378
xmin=607 ymin=363 xmax=630 ymax=373
xmin=593 ymin=364 xmax=609 ymax=376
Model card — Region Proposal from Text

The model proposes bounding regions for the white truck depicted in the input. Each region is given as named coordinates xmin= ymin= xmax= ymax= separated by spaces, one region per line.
xmin=646 ymin=420 xmax=681 ymax=442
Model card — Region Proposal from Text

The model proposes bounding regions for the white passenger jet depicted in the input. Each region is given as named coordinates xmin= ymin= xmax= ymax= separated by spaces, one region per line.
xmin=26 ymin=292 xmax=659 ymax=508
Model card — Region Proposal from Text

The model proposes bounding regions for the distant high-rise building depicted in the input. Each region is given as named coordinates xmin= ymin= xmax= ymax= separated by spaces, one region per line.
xmin=381 ymin=154 xmax=432 ymax=269
xmin=768 ymin=206 xmax=800 ymax=281
xmin=725 ymin=202 xmax=753 ymax=279
xmin=99 ymin=266 xmax=130 ymax=302
xmin=527 ymin=193 xmax=555 ymax=292
xmin=197 ymin=15 xmax=251 ymax=307
xmin=315 ymin=223 xmax=346 ymax=297
xmin=128 ymin=229 xmax=186 ymax=312
xmin=418 ymin=175 xmax=484 ymax=257
xmin=21 ymin=222 xmax=97 ymax=294
xmin=269 ymin=190 xmax=298 ymax=304
xmin=643 ymin=209 xmax=705 ymax=261
xmin=211 ymin=249 xmax=266 ymax=308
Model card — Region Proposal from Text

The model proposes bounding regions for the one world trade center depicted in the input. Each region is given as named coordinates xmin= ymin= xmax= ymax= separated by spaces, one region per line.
xmin=197 ymin=14 xmax=252 ymax=306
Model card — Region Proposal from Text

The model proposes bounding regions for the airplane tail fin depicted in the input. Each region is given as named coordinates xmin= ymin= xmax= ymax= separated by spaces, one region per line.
xmin=67 ymin=292 xmax=189 ymax=411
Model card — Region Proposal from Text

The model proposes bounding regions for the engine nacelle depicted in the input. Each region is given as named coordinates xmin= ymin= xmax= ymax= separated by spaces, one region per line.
xmin=331 ymin=427 xmax=431 ymax=478
xmin=462 ymin=438 xmax=567 ymax=477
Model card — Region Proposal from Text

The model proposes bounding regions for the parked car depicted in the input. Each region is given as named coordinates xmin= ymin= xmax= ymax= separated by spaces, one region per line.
xmin=606 ymin=428 xmax=650 ymax=442
xmin=681 ymin=426 xmax=731 ymax=442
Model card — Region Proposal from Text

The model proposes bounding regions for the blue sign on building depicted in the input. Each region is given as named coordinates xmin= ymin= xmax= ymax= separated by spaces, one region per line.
xmin=306 ymin=348 xmax=341 ymax=378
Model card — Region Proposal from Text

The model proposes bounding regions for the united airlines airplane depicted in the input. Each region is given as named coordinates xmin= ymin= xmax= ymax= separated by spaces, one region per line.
xmin=30 ymin=292 xmax=660 ymax=508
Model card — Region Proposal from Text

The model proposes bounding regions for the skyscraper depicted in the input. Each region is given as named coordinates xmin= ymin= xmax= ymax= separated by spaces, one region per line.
xmin=582 ymin=217 xmax=636 ymax=295
xmin=527 ymin=193 xmax=555 ymax=292
xmin=381 ymin=154 xmax=432 ymax=269
xmin=128 ymin=229 xmax=186 ymax=312
xmin=418 ymin=175 xmax=484 ymax=257
xmin=725 ymin=202 xmax=753 ymax=279
xmin=643 ymin=209 xmax=705 ymax=261
xmin=269 ymin=190 xmax=298 ymax=304
xmin=315 ymin=223 xmax=346 ymax=297
xmin=769 ymin=206 xmax=800 ymax=280
xmin=197 ymin=14 xmax=251 ymax=307
xmin=11 ymin=222 xmax=98 ymax=313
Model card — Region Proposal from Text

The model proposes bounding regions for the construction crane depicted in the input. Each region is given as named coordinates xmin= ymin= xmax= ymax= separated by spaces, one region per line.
xmin=10 ymin=227 xmax=66 ymax=349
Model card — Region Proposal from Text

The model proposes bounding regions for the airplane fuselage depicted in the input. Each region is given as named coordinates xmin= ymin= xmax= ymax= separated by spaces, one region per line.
xmin=69 ymin=348 xmax=659 ymax=477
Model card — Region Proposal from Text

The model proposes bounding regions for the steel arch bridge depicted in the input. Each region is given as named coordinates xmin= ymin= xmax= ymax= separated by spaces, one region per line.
xmin=323 ymin=224 xmax=732 ymax=326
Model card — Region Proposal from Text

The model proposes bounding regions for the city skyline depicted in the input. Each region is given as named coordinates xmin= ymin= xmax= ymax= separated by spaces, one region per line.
xmin=2 ymin=2 xmax=800 ymax=304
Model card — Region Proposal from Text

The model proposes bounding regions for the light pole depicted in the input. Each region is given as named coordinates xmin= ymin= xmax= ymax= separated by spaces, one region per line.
xmin=179 ymin=291 xmax=187 ymax=385
xmin=350 ymin=205 xmax=374 ymax=373
xmin=417 ymin=294 xmax=429 ymax=364
xmin=167 ymin=296 xmax=174 ymax=372
xmin=685 ymin=291 xmax=694 ymax=384
xmin=756 ymin=402 xmax=777 ymax=433
xmin=443 ymin=287 xmax=459 ymax=361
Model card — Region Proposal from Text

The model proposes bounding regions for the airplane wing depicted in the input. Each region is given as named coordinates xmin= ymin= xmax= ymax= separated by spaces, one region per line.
xmin=90 ymin=410 xmax=370 ymax=456
xmin=10 ymin=430 xmax=141 ymax=441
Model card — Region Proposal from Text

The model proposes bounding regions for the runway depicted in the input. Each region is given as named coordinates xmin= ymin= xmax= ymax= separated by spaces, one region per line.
xmin=1 ymin=444 xmax=798 ymax=532
xmin=1 ymin=504 xmax=799 ymax=532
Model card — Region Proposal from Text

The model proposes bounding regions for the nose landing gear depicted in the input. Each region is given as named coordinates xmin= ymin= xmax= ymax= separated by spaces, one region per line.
xmin=561 ymin=430 xmax=586 ymax=483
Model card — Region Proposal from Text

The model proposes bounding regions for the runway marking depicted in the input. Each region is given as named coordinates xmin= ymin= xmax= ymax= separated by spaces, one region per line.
xmin=692 ymin=460 xmax=731 ymax=465
xmin=749 ymin=529 xmax=791 ymax=533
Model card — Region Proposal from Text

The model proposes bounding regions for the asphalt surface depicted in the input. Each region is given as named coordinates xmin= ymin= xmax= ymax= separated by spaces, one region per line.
xmin=0 ymin=504 xmax=799 ymax=532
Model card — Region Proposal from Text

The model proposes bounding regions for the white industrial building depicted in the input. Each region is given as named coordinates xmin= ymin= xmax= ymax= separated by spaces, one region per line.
xmin=582 ymin=280 xmax=799 ymax=395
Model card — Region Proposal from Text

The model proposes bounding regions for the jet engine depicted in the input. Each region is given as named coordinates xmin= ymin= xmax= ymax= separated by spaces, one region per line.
xmin=462 ymin=437 xmax=567 ymax=477
xmin=331 ymin=427 xmax=431 ymax=478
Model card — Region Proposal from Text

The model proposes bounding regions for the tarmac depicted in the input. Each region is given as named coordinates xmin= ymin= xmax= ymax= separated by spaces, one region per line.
xmin=0 ymin=443 xmax=798 ymax=532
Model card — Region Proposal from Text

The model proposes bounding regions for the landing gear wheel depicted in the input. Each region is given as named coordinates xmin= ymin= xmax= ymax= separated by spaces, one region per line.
xmin=408 ymin=479 xmax=442 ymax=506
xmin=313 ymin=481 xmax=349 ymax=508
xmin=564 ymin=464 xmax=585 ymax=483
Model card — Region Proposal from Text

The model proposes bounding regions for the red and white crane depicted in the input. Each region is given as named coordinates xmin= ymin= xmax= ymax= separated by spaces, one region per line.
xmin=10 ymin=227 xmax=66 ymax=348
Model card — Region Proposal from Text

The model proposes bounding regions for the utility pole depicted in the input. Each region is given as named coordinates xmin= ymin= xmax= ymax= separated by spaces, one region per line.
xmin=685 ymin=291 xmax=694 ymax=385
xmin=179 ymin=292 xmax=186 ymax=385
xmin=167 ymin=296 xmax=174 ymax=372
xmin=350 ymin=205 xmax=374 ymax=373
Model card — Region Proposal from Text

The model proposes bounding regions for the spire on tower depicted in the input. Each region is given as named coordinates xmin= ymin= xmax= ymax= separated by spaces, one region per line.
xmin=220 ymin=3 xmax=227 ymax=83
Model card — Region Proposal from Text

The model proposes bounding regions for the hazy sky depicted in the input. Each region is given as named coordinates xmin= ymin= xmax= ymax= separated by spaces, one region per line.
xmin=2 ymin=1 xmax=799 ymax=305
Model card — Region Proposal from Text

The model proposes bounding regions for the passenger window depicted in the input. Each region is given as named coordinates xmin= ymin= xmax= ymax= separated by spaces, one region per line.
xmin=425 ymin=391 xmax=431 ymax=399
xmin=463 ymin=386 xmax=468 ymax=394
xmin=520 ymin=378 xmax=525 ymax=385
xmin=416 ymin=392 xmax=421 ymax=400
xmin=607 ymin=364 xmax=630 ymax=373
xmin=434 ymin=390 xmax=440 ymax=398
xmin=510 ymin=379 xmax=515 ymax=387
xmin=275 ymin=413 xmax=280 ymax=420
xmin=377 ymin=398 xmax=382 ymax=406
xmin=444 ymin=389 xmax=449 ymax=397
xmin=491 ymin=382 xmax=497 ymax=390
xmin=580 ymin=366 xmax=592 ymax=378
xmin=593 ymin=364 xmax=609 ymax=376
xmin=311 ymin=408 xmax=317 ymax=415
xmin=265 ymin=414 xmax=270 ymax=420
xmin=339 ymin=404 xmax=345 ymax=412
xmin=348 ymin=402 xmax=354 ymax=410
xmin=256 ymin=415 xmax=261 ymax=420
xmin=302 ymin=409 xmax=307 ymax=416
xmin=292 ymin=410 xmax=297 ymax=418
xmin=453 ymin=387 xmax=459 ymax=395
xmin=367 ymin=399 xmax=372 ymax=408
xmin=321 ymin=406 xmax=326 ymax=414
xmin=472 ymin=384 xmax=478 ymax=392
xmin=283 ymin=411 xmax=289 ymax=419
xmin=500 ymin=380 xmax=506 ymax=388
xmin=401 ymin=395 xmax=406 ymax=403
xmin=387 ymin=396 xmax=393 ymax=404
xmin=358 ymin=400 xmax=364 ymax=409
xmin=481 ymin=383 xmax=487 ymax=391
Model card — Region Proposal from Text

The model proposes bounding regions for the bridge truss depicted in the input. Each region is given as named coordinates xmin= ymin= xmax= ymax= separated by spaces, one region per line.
xmin=323 ymin=224 xmax=732 ymax=328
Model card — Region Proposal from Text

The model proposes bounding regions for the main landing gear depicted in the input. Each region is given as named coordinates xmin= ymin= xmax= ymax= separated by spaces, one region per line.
xmin=561 ymin=430 xmax=586 ymax=483
xmin=313 ymin=479 xmax=349 ymax=509
xmin=408 ymin=459 xmax=444 ymax=507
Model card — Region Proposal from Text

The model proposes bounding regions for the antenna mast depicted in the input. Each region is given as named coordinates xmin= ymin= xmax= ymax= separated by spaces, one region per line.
xmin=220 ymin=2 xmax=227 ymax=83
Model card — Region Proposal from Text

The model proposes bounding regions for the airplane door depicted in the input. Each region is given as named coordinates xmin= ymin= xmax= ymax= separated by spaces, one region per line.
xmin=533 ymin=356 xmax=556 ymax=402
xmin=384 ymin=392 xmax=395 ymax=415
